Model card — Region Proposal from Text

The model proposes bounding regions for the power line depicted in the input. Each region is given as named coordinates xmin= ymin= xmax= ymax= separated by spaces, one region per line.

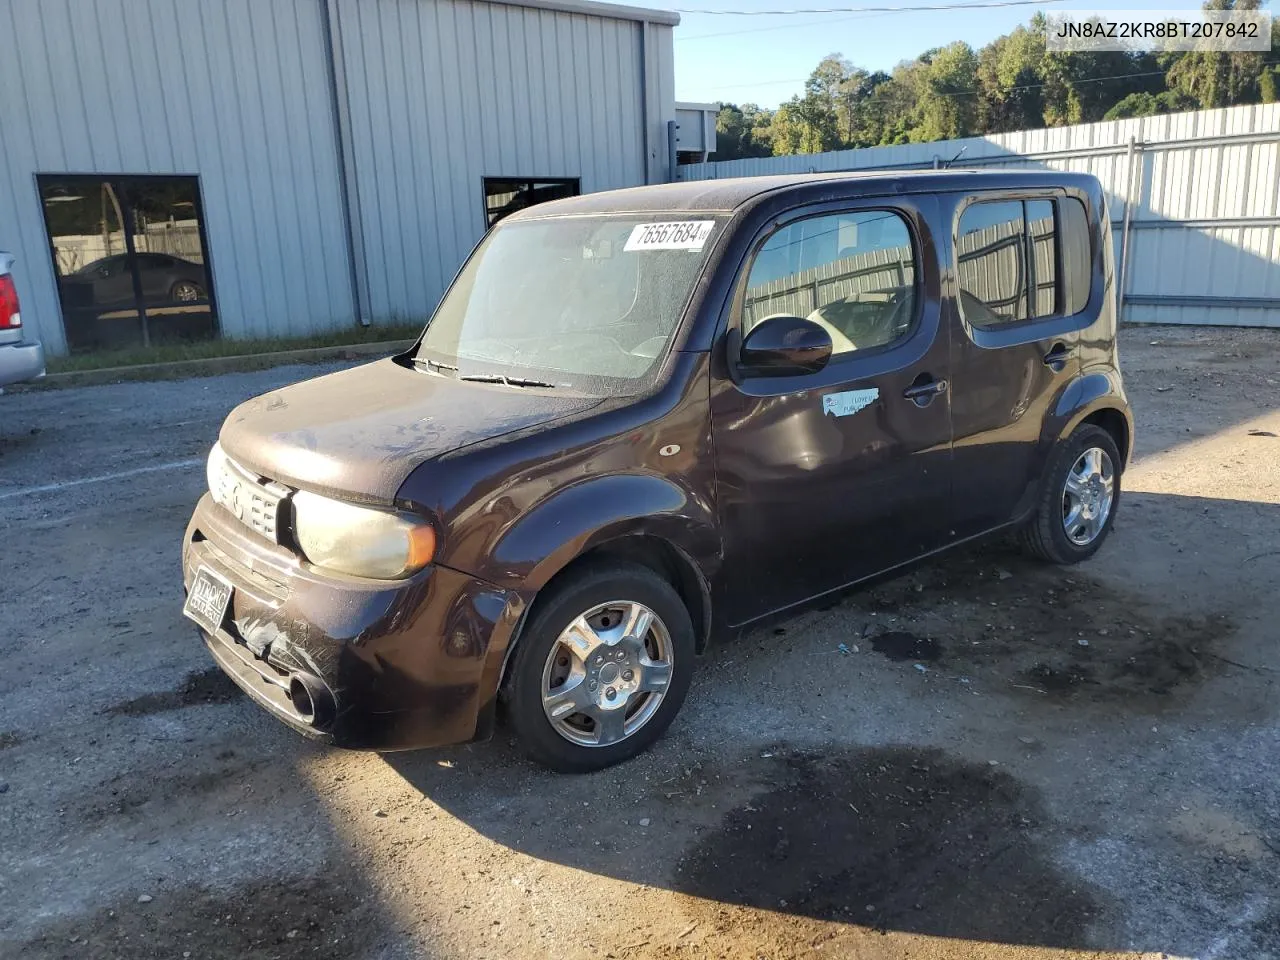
xmin=678 ymin=0 xmax=1053 ymax=42
xmin=674 ymin=0 xmax=1067 ymax=14
xmin=677 ymin=10 xmax=887 ymax=41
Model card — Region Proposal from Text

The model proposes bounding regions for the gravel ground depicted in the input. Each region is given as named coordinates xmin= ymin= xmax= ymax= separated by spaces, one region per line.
xmin=1 ymin=327 xmax=1277 ymax=960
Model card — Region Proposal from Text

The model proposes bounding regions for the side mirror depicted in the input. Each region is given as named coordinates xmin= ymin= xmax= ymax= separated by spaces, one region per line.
xmin=737 ymin=316 xmax=832 ymax=377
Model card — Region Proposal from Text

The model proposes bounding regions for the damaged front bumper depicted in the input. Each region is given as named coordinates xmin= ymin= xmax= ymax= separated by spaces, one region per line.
xmin=182 ymin=494 xmax=524 ymax=750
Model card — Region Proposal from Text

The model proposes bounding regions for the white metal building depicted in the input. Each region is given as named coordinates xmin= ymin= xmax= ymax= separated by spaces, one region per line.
xmin=682 ymin=103 xmax=1280 ymax=329
xmin=0 ymin=0 xmax=679 ymax=356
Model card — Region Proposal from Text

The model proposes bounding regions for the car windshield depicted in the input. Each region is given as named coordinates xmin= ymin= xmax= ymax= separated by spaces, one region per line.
xmin=415 ymin=214 xmax=722 ymax=395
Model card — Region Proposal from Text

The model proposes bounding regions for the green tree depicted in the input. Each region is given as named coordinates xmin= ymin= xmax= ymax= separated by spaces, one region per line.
xmin=707 ymin=5 xmax=1269 ymax=161
xmin=1103 ymin=90 xmax=1198 ymax=119
xmin=977 ymin=26 xmax=1046 ymax=132
xmin=713 ymin=104 xmax=775 ymax=160
xmin=900 ymin=43 xmax=980 ymax=142
xmin=1260 ymin=65 xmax=1280 ymax=103
xmin=1164 ymin=0 xmax=1266 ymax=108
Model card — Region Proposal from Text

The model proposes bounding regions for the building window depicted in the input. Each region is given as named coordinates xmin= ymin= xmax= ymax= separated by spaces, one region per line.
xmin=741 ymin=209 xmax=918 ymax=357
xmin=483 ymin=178 xmax=579 ymax=227
xmin=958 ymin=197 xmax=1087 ymax=329
xmin=38 ymin=175 xmax=217 ymax=353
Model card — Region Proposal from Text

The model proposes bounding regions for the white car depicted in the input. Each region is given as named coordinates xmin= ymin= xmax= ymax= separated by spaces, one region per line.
xmin=0 ymin=253 xmax=44 ymax=389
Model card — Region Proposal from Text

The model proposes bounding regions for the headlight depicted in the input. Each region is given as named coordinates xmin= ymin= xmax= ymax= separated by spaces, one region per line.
xmin=207 ymin=441 xmax=229 ymax=501
xmin=291 ymin=490 xmax=436 ymax=580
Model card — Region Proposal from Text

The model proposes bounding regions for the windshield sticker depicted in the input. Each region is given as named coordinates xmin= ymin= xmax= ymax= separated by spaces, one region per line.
xmin=823 ymin=388 xmax=879 ymax=417
xmin=624 ymin=221 xmax=716 ymax=252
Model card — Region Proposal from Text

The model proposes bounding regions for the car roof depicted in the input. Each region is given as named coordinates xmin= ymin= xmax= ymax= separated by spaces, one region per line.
xmin=509 ymin=169 xmax=1098 ymax=220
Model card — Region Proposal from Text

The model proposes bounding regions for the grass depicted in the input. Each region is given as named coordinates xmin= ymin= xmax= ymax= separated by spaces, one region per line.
xmin=46 ymin=323 xmax=424 ymax=374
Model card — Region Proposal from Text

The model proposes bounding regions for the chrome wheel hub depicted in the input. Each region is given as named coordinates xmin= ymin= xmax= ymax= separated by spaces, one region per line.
xmin=1062 ymin=446 xmax=1115 ymax=546
xmin=541 ymin=600 xmax=673 ymax=748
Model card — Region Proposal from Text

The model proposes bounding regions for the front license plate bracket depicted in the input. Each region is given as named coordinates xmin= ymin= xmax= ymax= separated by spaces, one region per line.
xmin=183 ymin=567 xmax=234 ymax=635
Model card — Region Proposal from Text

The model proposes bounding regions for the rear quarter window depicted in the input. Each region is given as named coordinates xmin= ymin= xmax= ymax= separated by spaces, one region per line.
xmin=1059 ymin=197 xmax=1092 ymax=315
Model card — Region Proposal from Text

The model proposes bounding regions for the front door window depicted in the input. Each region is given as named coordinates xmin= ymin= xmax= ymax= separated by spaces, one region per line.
xmin=39 ymin=175 xmax=217 ymax=353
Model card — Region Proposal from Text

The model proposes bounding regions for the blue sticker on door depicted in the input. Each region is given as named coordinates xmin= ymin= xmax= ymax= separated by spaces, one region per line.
xmin=822 ymin=388 xmax=879 ymax=417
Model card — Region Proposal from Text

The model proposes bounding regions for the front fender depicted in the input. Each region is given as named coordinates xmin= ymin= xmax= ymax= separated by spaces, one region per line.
xmin=470 ymin=473 xmax=722 ymax=731
xmin=489 ymin=472 xmax=721 ymax=594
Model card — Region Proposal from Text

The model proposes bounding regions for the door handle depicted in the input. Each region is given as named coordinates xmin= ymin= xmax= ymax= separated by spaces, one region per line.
xmin=903 ymin=375 xmax=948 ymax=407
xmin=1042 ymin=343 xmax=1073 ymax=372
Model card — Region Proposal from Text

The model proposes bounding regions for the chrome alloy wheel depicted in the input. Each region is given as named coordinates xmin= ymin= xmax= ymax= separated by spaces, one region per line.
xmin=1062 ymin=446 xmax=1115 ymax=546
xmin=540 ymin=600 xmax=674 ymax=747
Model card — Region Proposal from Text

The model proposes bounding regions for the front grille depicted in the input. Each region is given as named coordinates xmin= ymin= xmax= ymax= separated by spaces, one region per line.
xmin=244 ymin=482 xmax=285 ymax=541
xmin=211 ymin=458 xmax=291 ymax=545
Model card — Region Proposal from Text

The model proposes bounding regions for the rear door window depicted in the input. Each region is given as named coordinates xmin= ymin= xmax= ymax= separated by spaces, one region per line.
xmin=958 ymin=196 xmax=1092 ymax=328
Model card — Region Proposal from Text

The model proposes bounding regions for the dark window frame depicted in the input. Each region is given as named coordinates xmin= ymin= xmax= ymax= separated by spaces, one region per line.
xmin=35 ymin=172 xmax=220 ymax=352
xmin=482 ymin=177 xmax=580 ymax=227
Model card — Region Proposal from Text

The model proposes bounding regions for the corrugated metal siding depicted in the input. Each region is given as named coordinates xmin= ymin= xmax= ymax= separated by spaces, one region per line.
xmin=332 ymin=0 xmax=666 ymax=324
xmin=682 ymin=103 xmax=1280 ymax=328
xmin=0 ymin=0 xmax=356 ymax=354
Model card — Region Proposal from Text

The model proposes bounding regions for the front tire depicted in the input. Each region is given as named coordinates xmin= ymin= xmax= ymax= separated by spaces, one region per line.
xmin=1019 ymin=424 xmax=1121 ymax=564
xmin=506 ymin=562 xmax=695 ymax=773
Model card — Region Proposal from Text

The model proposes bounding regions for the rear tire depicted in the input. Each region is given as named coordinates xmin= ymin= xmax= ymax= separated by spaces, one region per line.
xmin=1019 ymin=424 xmax=1121 ymax=565
xmin=506 ymin=562 xmax=695 ymax=773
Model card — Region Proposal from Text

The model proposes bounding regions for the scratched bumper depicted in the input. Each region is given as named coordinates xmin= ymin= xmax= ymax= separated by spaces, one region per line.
xmin=182 ymin=493 xmax=522 ymax=750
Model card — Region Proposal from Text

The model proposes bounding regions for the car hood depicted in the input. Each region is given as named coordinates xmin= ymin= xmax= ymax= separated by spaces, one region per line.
xmin=219 ymin=357 xmax=602 ymax=502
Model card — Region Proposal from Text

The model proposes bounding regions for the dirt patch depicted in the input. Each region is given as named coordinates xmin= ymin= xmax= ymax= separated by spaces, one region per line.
xmin=105 ymin=668 xmax=240 ymax=717
xmin=870 ymin=630 xmax=941 ymax=662
xmin=18 ymin=866 xmax=385 ymax=960
xmin=69 ymin=746 xmax=275 ymax=828
xmin=838 ymin=545 xmax=1231 ymax=704
xmin=674 ymin=746 xmax=1104 ymax=948
xmin=0 ymin=730 xmax=23 ymax=750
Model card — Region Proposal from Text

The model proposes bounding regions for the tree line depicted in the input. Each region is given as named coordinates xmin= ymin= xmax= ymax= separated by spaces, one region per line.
xmin=712 ymin=0 xmax=1279 ymax=160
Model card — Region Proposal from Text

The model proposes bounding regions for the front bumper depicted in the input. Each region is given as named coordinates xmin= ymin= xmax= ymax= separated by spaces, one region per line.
xmin=0 ymin=340 xmax=44 ymax=388
xmin=182 ymin=493 xmax=524 ymax=750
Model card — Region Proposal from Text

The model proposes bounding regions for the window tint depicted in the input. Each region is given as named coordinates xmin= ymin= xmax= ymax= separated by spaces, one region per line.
xmin=956 ymin=200 xmax=1028 ymax=327
xmin=958 ymin=196 xmax=1090 ymax=328
xmin=741 ymin=210 xmax=918 ymax=356
xmin=1060 ymin=197 xmax=1092 ymax=315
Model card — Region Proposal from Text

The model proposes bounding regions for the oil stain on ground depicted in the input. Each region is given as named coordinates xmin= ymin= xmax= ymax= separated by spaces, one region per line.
xmin=841 ymin=545 xmax=1232 ymax=705
xmin=870 ymin=630 xmax=941 ymax=662
xmin=105 ymin=667 xmax=240 ymax=717
xmin=674 ymin=746 xmax=1105 ymax=949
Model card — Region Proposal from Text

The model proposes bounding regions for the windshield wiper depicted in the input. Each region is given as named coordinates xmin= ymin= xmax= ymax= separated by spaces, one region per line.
xmin=459 ymin=373 xmax=556 ymax=389
xmin=412 ymin=356 xmax=459 ymax=375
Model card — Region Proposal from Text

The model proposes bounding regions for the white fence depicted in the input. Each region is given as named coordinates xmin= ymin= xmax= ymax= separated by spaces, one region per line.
xmin=681 ymin=103 xmax=1280 ymax=328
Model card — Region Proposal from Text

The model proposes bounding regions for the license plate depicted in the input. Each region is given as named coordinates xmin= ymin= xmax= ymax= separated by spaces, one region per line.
xmin=183 ymin=567 xmax=234 ymax=635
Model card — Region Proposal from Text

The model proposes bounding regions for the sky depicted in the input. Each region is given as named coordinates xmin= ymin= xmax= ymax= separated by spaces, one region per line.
xmin=673 ymin=0 xmax=1205 ymax=107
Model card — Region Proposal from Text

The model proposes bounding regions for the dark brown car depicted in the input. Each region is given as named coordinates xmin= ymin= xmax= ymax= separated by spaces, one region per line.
xmin=182 ymin=170 xmax=1133 ymax=771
